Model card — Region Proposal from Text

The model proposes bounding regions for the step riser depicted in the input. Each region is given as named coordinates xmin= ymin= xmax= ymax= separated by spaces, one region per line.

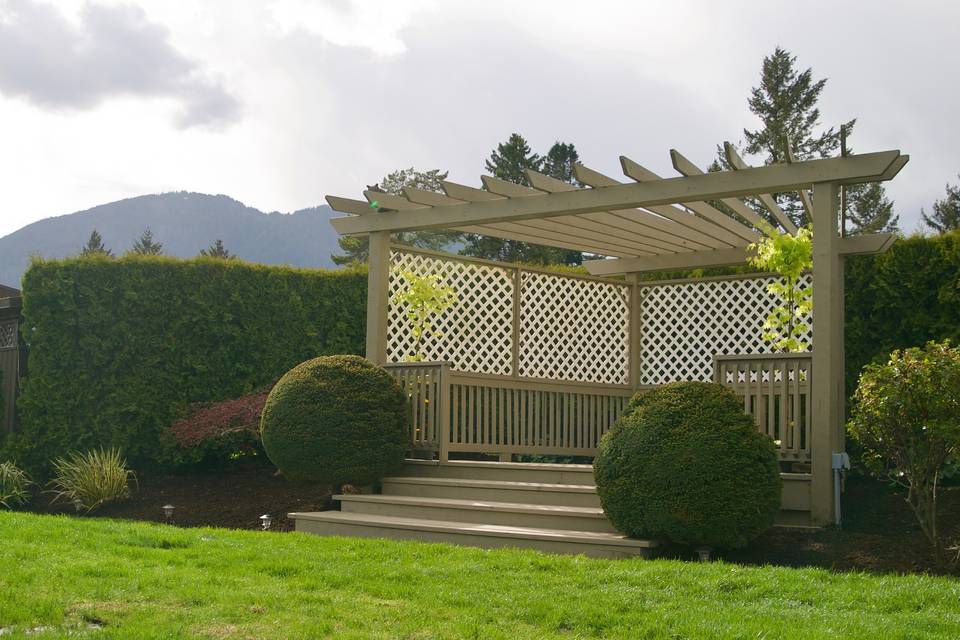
xmin=294 ymin=518 xmax=649 ymax=559
xmin=382 ymin=480 xmax=601 ymax=508
xmin=340 ymin=500 xmax=618 ymax=534
xmin=398 ymin=464 xmax=595 ymax=486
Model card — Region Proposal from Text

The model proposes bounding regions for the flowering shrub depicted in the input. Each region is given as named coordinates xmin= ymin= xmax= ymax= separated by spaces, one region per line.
xmin=170 ymin=389 xmax=269 ymax=463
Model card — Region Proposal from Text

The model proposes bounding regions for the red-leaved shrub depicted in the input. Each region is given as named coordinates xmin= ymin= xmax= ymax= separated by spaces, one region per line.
xmin=170 ymin=389 xmax=269 ymax=462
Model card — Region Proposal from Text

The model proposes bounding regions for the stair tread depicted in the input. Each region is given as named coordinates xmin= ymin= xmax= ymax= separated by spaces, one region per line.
xmin=403 ymin=459 xmax=594 ymax=473
xmin=334 ymin=493 xmax=606 ymax=517
xmin=290 ymin=511 xmax=655 ymax=547
xmin=384 ymin=476 xmax=597 ymax=492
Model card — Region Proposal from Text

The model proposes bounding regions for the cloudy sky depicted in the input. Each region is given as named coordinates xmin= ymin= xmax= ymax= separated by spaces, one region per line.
xmin=1 ymin=0 xmax=958 ymax=237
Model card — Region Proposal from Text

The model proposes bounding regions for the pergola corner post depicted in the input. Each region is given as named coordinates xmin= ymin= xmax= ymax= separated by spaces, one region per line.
xmin=628 ymin=273 xmax=642 ymax=391
xmin=365 ymin=231 xmax=391 ymax=364
xmin=809 ymin=181 xmax=845 ymax=526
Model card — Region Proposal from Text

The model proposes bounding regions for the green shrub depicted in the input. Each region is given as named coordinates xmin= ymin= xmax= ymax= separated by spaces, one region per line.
xmin=11 ymin=255 xmax=366 ymax=475
xmin=594 ymin=382 xmax=781 ymax=549
xmin=260 ymin=355 xmax=408 ymax=485
xmin=848 ymin=341 xmax=960 ymax=567
xmin=48 ymin=447 xmax=136 ymax=512
xmin=0 ymin=461 xmax=31 ymax=509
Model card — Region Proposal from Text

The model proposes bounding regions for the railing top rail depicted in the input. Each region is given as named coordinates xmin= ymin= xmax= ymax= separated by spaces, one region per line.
xmin=714 ymin=353 xmax=812 ymax=362
xmin=383 ymin=361 xmax=448 ymax=368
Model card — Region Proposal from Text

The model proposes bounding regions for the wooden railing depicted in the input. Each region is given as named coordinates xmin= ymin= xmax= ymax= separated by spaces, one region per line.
xmin=713 ymin=354 xmax=812 ymax=463
xmin=385 ymin=363 xmax=633 ymax=460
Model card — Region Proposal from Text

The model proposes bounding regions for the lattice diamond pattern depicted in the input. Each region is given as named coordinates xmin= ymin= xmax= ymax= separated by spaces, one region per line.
xmin=519 ymin=272 xmax=630 ymax=384
xmin=387 ymin=251 xmax=514 ymax=375
xmin=638 ymin=275 xmax=813 ymax=385
xmin=0 ymin=321 xmax=16 ymax=350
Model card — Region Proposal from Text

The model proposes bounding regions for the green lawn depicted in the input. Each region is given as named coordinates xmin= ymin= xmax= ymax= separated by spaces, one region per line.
xmin=1 ymin=513 xmax=958 ymax=639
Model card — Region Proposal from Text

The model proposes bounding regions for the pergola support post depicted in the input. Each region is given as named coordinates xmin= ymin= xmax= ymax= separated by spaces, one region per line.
xmin=628 ymin=273 xmax=642 ymax=391
xmin=810 ymin=181 xmax=845 ymax=526
xmin=365 ymin=231 xmax=391 ymax=364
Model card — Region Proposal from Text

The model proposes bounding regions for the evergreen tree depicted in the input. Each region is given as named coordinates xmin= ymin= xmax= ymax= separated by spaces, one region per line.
xmin=462 ymin=134 xmax=582 ymax=265
xmin=200 ymin=239 xmax=235 ymax=259
xmin=922 ymin=177 xmax=960 ymax=234
xmin=484 ymin=133 xmax=541 ymax=186
xmin=541 ymin=142 xmax=581 ymax=185
xmin=331 ymin=168 xmax=463 ymax=265
xmin=80 ymin=230 xmax=113 ymax=257
xmin=846 ymin=182 xmax=899 ymax=235
xmin=130 ymin=228 xmax=164 ymax=255
xmin=725 ymin=47 xmax=854 ymax=226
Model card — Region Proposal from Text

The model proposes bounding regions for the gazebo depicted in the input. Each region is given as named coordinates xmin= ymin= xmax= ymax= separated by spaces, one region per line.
xmin=291 ymin=144 xmax=907 ymax=556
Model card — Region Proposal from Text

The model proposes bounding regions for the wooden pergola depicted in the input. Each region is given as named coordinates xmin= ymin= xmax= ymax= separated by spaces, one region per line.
xmin=327 ymin=144 xmax=908 ymax=527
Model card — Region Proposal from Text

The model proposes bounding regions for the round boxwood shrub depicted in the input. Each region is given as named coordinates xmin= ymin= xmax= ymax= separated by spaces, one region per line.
xmin=594 ymin=381 xmax=781 ymax=549
xmin=260 ymin=355 xmax=408 ymax=485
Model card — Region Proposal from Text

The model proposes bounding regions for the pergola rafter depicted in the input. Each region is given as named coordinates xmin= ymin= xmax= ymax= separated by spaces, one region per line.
xmin=327 ymin=147 xmax=907 ymax=276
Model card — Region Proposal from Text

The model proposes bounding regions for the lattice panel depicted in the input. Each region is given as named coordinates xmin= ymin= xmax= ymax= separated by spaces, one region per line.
xmin=387 ymin=251 xmax=514 ymax=375
xmin=638 ymin=275 xmax=813 ymax=385
xmin=0 ymin=321 xmax=16 ymax=350
xmin=519 ymin=272 xmax=630 ymax=384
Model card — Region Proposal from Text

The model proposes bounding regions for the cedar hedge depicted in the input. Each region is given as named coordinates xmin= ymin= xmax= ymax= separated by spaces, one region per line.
xmin=8 ymin=255 xmax=366 ymax=474
xmin=260 ymin=355 xmax=407 ymax=485
xmin=594 ymin=382 xmax=781 ymax=549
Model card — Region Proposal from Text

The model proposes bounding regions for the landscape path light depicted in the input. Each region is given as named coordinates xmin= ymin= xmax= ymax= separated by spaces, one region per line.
xmin=260 ymin=514 xmax=273 ymax=531
xmin=72 ymin=498 xmax=83 ymax=514
xmin=162 ymin=504 xmax=175 ymax=524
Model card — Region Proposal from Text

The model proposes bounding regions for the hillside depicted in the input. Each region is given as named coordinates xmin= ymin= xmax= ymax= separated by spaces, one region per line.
xmin=0 ymin=192 xmax=341 ymax=286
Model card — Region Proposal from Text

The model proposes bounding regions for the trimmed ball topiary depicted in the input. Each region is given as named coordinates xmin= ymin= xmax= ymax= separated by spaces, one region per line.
xmin=260 ymin=355 xmax=408 ymax=485
xmin=594 ymin=381 xmax=781 ymax=549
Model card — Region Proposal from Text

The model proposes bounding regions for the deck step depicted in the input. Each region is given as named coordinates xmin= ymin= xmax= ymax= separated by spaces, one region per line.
xmin=290 ymin=511 xmax=654 ymax=558
xmin=381 ymin=476 xmax=601 ymax=508
xmin=336 ymin=493 xmax=618 ymax=533
xmin=398 ymin=459 xmax=596 ymax=485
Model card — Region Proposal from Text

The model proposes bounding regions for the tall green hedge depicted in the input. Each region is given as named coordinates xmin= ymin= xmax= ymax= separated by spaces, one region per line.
xmin=846 ymin=231 xmax=960 ymax=395
xmin=9 ymin=255 xmax=366 ymax=474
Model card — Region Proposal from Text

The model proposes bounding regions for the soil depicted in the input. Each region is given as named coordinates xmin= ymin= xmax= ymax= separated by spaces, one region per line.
xmin=718 ymin=475 xmax=960 ymax=575
xmin=28 ymin=460 xmax=332 ymax=532
xmin=24 ymin=464 xmax=960 ymax=574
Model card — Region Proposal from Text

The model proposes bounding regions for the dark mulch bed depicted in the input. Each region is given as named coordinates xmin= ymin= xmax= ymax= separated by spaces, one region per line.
xmin=718 ymin=475 xmax=960 ymax=575
xmin=27 ymin=460 xmax=332 ymax=532
xmin=22 ymin=463 xmax=959 ymax=574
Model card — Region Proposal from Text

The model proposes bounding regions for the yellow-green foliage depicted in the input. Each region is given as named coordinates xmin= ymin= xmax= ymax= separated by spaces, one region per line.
xmin=260 ymin=355 xmax=408 ymax=485
xmin=11 ymin=255 xmax=367 ymax=475
xmin=0 ymin=461 xmax=31 ymax=509
xmin=48 ymin=447 xmax=135 ymax=512
xmin=391 ymin=269 xmax=456 ymax=361
xmin=594 ymin=382 xmax=781 ymax=549
xmin=749 ymin=224 xmax=813 ymax=352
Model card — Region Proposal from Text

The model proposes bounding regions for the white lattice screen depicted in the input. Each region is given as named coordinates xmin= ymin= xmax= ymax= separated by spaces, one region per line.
xmin=388 ymin=249 xmax=630 ymax=384
xmin=519 ymin=271 xmax=630 ymax=384
xmin=388 ymin=250 xmax=515 ymax=375
xmin=637 ymin=275 xmax=813 ymax=385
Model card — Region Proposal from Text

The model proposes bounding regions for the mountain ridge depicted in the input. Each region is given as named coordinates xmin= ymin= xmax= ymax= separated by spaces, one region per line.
xmin=0 ymin=192 xmax=341 ymax=286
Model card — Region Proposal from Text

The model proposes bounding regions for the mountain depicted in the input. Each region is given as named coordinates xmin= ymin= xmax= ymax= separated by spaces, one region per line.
xmin=0 ymin=192 xmax=343 ymax=286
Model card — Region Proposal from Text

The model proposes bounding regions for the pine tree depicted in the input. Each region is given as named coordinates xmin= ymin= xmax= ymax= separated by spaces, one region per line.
xmin=130 ymin=228 xmax=164 ymax=255
xmin=728 ymin=47 xmax=854 ymax=226
xmin=331 ymin=168 xmax=463 ymax=265
xmin=200 ymin=239 xmax=235 ymax=259
xmin=80 ymin=230 xmax=113 ymax=257
xmin=484 ymin=133 xmax=541 ymax=186
xmin=846 ymin=183 xmax=899 ymax=235
xmin=922 ymin=177 xmax=960 ymax=234
xmin=462 ymin=135 xmax=582 ymax=265
xmin=541 ymin=142 xmax=581 ymax=185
